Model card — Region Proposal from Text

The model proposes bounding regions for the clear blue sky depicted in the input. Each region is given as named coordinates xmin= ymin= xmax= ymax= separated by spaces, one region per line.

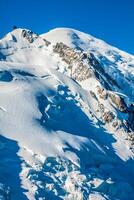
xmin=1 ymin=0 xmax=134 ymax=54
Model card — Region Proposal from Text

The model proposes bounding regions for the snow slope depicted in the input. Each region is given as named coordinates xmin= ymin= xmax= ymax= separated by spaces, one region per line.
xmin=0 ymin=27 xmax=134 ymax=200
xmin=42 ymin=28 xmax=134 ymax=102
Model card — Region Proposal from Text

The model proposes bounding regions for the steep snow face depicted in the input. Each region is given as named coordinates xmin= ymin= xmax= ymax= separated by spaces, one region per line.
xmin=0 ymin=28 xmax=134 ymax=200
xmin=0 ymin=61 xmax=93 ymax=160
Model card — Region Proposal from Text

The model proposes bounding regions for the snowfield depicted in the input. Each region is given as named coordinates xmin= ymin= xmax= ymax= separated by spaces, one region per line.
xmin=0 ymin=27 xmax=134 ymax=200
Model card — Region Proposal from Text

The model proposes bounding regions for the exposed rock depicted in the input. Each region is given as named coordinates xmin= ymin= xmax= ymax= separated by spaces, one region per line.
xmin=53 ymin=42 xmax=120 ymax=89
xmin=52 ymin=44 xmax=125 ymax=129
xmin=112 ymin=120 xmax=118 ymax=128
xmin=97 ymin=86 xmax=107 ymax=99
xmin=73 ymin=63 xmax=93 ymax=81
xmin=43 ymin=38 xmax=51 ymax=46
xmin=53 ymin=42 xmax=93 ymax=81
xmin=108 ymin=92 xmax=127 ymax=112
xmin=127 ymin=133 xmax=134 ymax=145
xmin=53 ymin=42 xmax=81 ymax=64
xmin=22 ymin=30 xmax=38 ymax=43
xmin=98 ymin=103 xmax=105 ymax=113
xmin=90 ymin=90 xmax=98 ymax=100
xmin=103 ymin=111 xmax=115 ymax=123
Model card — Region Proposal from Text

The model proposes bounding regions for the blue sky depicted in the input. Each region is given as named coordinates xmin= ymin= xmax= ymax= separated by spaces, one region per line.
xmin=1 ymin=0 xmax=134 ymax=54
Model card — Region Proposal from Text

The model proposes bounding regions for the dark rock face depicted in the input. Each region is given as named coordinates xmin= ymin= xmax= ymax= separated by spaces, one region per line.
xmin=21 ymin=30 xmax=50 ymax=46
xmin=21 ymin=30 xmax=38 ymax=43
xmin=112 ymin=120 xmax=119 ymax=128
xmin=43 ymin=38 xmax=51 ymax=46
xmin=103 ymin=111 xmax=115 ymax=123
xmin=90 ymin=90 xmax=98 ymax=100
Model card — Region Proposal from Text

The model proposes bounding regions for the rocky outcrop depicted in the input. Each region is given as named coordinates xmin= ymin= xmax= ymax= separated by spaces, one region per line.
xmin=21 ymin=30 xmax=38 ymax=43
xmin=97 ymin=86 xmax=107 ymax=100
xmin=112 ymin=120 xmax=120 ymax=128
xmin=127 ymin=133 xmax=134 ymax=149
xmin=108 ymin=92 xmax=127 ymax=112
xmin=53 ymin=42 xmax=120 ymax=92
xmin=43 ymin=38 xmax=51 ymax=46
xmin=102 ymin=111 xmax=115 ymax=123
xmin=53 ymin=42 xmax=133 ymax=132
xmin=97 ymin=102 xmax=115 ymax=124
xmin=53 ymin=42 xmax=80 ymax=64
xmin=21 ymin=30 xmax=50 ymax=46
xmin=90 ymin=90 xmax=98 ymax=100
xmin=53 ymin=42 xmax=93 ymax=80
xmin=73 ymin=62 xmax=93 ymax=81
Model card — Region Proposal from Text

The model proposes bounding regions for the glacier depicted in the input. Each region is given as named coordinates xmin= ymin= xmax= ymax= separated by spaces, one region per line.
xmin=0 ymin=27 xmax=134 ymax=200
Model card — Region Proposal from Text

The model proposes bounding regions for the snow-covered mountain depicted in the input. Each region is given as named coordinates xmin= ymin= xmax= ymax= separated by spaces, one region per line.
xmin=0 ymin=27 xmax=134 ymax=200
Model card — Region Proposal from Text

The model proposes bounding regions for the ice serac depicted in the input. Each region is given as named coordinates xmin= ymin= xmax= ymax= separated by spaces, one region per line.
xmin=0 ymin=27 xmax=134 ymax=200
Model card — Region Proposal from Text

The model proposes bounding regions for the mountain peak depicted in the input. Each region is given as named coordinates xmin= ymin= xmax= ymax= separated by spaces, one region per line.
xmin=1 ymin=28 xmax=38 ymax=43
xmin=0 ymin=27 xmax=134 ymax=200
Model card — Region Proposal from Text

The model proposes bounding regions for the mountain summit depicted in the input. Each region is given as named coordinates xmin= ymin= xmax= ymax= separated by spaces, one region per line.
xmin=0 ymin=27 xmax=134 ymax=200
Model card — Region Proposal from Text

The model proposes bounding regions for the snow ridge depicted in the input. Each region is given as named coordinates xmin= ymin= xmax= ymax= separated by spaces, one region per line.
xmin=0 ymin=27 xmax=134 ymax=200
